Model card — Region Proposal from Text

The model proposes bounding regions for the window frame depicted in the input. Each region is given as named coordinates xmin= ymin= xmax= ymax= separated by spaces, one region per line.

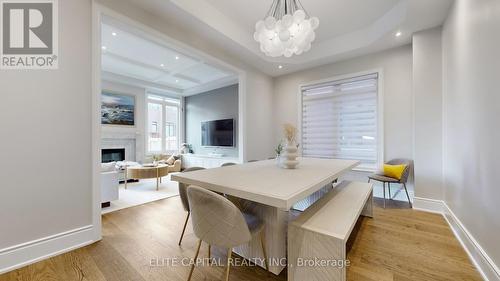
xmin=146 ymin=94 xmax=182 ymax=155
xmin=297 ymin=69 xmax=384 ymax=172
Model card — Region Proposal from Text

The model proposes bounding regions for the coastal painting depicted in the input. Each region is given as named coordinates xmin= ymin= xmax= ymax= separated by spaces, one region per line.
xmin=101 ymin=92 xmax=135 ymax=126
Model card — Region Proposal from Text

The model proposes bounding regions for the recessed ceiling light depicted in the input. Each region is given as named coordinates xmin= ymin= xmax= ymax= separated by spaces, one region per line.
xmin=175 ymin=56 xmax=180 ymax=60
xmin=160 ymin=64 xmax=165 ymax=67
xmin=101 ymin=46 xmax=107 ymax=50
xmin=111 ymin=32 xmax=117 ymax=36
xmin=395 ymin=31 xmax=402 ymax=37
xmin=175 ymin=79 xmax=179 ymax=83
xmin=278 ymin=65 xmax=283 ymax=69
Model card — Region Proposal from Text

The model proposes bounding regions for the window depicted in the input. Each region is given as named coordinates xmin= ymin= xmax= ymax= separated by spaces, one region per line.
xmin=151 ymin=121 xmax=158 ymax=134
xmin=147 ymin=95 xmax=181 ymax=154
xmin=301 ymin=73 xmax=379 ymax=171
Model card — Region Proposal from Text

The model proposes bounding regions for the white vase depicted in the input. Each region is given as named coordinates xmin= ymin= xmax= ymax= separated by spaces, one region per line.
xmin=281 ymin=141 xmax=299 ymax=169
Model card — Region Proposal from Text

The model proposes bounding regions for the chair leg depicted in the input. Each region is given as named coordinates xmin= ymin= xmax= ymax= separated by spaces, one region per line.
xmin=388 ymin=182 xmax=392 ymax=200
xmin=208 ymin=244 xmax=211 ymax=259
xmin=260 ymin=231 xmax=269 ymax=271
xmin=403 ymin=183 xmax=413 ymax=208
xmin=368 ymin=178 xmax=371 ymax=183
xmin=383 ymin=182 xmax=386 ymax=208
xmin=179 ymin=212 xmax=190 ymax=246
xmin=225 ymin=248 xmax=232 ymax=281
xmin=187 ymin=239 xmax=202 ymax=281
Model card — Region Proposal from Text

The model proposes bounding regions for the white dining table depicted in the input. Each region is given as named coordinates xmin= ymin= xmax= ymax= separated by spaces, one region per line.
xmin=171 ymin=157 xmax=359 ymax=275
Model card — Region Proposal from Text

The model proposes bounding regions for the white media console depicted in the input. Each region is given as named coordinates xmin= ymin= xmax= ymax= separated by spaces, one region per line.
xmin=181 ymin=154 xmax=240 ymax=169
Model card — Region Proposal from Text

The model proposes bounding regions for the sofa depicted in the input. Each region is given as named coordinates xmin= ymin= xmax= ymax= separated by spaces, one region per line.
xmin=144 ymin=154 xmax=182 ymax=172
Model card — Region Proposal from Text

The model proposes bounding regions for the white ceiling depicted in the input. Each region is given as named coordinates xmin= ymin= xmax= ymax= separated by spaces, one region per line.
xmin=101 ymin=22 xmax=238 ymax=96
xmin=123 ymin=0 xmax=454 ymax=76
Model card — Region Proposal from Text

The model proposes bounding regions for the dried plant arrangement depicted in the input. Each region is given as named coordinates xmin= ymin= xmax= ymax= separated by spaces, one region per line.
xmin=283 ymin=123 xmax=297 ymax=143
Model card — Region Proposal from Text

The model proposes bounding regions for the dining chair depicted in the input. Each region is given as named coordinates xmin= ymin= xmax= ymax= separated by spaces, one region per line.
xmin=186 ymin=186 xmax=268 ymax=281
xmin=178 ymin=167 xmax=206 ymax=246
xmin=368 ymin=159 xmax=412 ymax=208
xmin=221 ymin=162 xmax=237 ymax=167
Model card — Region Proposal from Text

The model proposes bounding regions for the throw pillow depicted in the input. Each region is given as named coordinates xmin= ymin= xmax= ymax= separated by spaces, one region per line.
xmin=166 ymin=155 xmax=176 ymax=165
xmin=383 ymin=164 xmax=407 ymax=180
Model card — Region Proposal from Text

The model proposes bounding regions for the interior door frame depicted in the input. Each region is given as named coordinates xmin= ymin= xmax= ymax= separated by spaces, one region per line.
xmin=91 ymin=1 xmax=247 ymax=240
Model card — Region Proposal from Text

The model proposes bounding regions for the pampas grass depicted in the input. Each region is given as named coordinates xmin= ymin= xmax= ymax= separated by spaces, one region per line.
xmin=283 ymin=123 xmax=297 ymax=143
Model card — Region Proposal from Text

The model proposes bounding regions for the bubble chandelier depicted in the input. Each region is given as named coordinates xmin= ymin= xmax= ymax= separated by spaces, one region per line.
xmin=254 ymin=0 xmax=319 ymax=58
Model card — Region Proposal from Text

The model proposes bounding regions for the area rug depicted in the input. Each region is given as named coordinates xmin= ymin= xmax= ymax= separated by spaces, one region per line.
xmin=101 ymin=174 xmax=179 ymax=214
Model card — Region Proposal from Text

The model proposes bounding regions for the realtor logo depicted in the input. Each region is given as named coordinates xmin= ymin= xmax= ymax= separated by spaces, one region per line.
xmin=1 ymin=0 xmax=58 ymax=69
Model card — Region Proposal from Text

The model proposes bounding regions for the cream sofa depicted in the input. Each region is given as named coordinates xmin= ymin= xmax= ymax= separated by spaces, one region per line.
xmin=144 ymin=154 xmax=182 ymax=172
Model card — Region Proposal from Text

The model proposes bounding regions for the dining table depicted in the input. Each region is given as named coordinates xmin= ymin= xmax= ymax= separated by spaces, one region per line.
xmin=171 ymin=157 xmax=359 ymax=275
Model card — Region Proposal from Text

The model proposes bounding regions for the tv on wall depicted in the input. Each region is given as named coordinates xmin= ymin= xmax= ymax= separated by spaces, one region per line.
xmin=201 ymin=119 xmax=235 ymax=147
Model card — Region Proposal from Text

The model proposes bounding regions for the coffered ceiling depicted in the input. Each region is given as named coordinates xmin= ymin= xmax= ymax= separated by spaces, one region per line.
xmin=123 ymin=0 xmax=454 ymax=76
xmin=101 ymin=22 xmax=238 ymax=96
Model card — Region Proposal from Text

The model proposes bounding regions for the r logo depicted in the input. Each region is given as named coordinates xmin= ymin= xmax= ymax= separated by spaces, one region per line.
xmin=2 ymin=2 xmax=52 ymax=54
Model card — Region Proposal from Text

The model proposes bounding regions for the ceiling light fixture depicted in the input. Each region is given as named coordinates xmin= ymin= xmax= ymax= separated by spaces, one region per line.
xmin=254 ymin=0 xmax=319 ymax=58
xmin=160 ymin=64 xmax=165 ymax=67
xmin=112 ymin=32 xmax=117 ymax=36
xmin=278 ymin=65 xmax=283 ymax=69
xmin=395 ymin=31 xmax=402 ymax=37
xmin=101 ymin=46 xmax=107 ymax=50
xmin=175 ymin=79 xmax=179 ymax=83
xmin=175 ymin=56 xmax=179 ymax=60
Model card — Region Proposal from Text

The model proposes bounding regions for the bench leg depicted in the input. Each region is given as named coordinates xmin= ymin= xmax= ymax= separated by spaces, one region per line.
xmin=361 ymin=192 xmax=374 ymax=218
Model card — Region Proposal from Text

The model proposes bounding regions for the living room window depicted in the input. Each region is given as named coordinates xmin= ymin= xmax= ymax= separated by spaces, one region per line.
xmin=301 ymin=72 xmax=381 ymax=171
xmin=147 ymin=94 xmax=181 ymax=154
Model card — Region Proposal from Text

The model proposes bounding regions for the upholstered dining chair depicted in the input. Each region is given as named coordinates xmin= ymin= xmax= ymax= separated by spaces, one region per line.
xmin=187 ymin=186 xmax=268 ymax=281
xmin=178 ymin=167 xmax=206 ymax=246
xmin=368 ymin=159 xmax=413 ymax=208
xmin=221 ymin=162 xmax=237 ymax=167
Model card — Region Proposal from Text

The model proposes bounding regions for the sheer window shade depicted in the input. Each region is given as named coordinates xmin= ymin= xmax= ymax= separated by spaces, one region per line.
xmin=301 ymin=73 xmax=379 ymax=170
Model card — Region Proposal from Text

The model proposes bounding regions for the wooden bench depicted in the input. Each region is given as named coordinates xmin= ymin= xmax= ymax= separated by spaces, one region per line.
xmin=288 ymin=181 xmax=373 ymax=281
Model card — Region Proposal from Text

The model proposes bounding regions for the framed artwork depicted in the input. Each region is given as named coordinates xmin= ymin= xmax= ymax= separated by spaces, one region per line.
xmin=101 ymin=91 xmax=135 ymax=126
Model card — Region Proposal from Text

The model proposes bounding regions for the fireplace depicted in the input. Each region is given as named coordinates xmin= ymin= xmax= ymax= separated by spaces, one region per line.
xmin=102 ymin=148 xmax=125 ymax=163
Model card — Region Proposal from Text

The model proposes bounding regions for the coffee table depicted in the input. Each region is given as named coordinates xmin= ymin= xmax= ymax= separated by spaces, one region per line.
xmin=125 ymin=164 xmax=169 ymax=191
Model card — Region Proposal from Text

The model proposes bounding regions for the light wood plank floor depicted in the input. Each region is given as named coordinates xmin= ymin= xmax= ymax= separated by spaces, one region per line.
xmin=0 ymin=197 xmax=482 ymax=281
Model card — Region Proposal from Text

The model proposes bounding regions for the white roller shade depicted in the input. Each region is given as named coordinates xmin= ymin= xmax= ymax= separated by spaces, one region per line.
xmin=301 ymin=73 xmax=378 ymax=170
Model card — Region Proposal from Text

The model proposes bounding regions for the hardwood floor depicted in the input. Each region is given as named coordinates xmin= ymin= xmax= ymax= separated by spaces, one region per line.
xmin=0 ymin=197 xmax=482 ymax=281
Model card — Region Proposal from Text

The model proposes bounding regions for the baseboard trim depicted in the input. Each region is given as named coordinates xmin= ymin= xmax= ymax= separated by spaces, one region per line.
xmin=0 ymin=225 xmax=96 ymax=274
xmin=413 ymin=197 xmax=499 ymax=281
xmin=443 ymin=205 xmax=500 ymax=281
xmin=413 ymin=196 xmax=445 ymax=213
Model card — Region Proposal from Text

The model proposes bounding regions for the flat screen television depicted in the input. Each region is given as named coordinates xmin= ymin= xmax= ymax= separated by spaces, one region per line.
xmin=201 ymin=119 xmax=235 ymax=147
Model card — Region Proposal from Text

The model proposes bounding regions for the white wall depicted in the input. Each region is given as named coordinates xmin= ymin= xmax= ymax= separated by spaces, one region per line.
xmin=443 ymin=0 xmax=500 ymax=273
xmin=246 ymin=71 xmax=275 ymax=160
xmin=273 ymin=45 xmax=414 ymax=165
xmin=412 ymin=27 xmax=443 ymax=201
xmin=0 ymin=0 xmax=94 ymax=272
xmin=101 ymin=80 xmax=146 ymax=163
xmin=97 ymin=0 xmax=275 ymax=161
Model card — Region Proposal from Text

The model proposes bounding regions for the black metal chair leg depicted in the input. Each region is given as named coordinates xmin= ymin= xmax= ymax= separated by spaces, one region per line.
xmin=403 ymin=183 xmax=412 ymax=208
xmin=383 ymin=182 xmax=386 ymax=208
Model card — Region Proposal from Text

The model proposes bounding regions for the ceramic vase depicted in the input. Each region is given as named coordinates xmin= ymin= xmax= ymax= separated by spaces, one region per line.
xmin=281 ymin=141 xmax=299 ymax=169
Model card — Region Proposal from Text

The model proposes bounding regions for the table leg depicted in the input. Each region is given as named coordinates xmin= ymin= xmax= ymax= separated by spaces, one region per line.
xmin=156 ymin=168 xmax=159 ymax=191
